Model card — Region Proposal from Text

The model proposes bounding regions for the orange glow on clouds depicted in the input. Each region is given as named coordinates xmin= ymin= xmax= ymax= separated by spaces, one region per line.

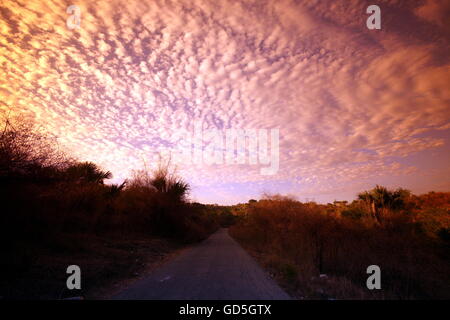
xmin=0 ymin=0 xmax=449 ymax=204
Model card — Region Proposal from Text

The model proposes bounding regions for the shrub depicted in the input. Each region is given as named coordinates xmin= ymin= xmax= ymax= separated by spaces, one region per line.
xmin=230 ymin=192 xmax=450 ymax=299
xmin=1 ymin=116 xmax=218 ymax=275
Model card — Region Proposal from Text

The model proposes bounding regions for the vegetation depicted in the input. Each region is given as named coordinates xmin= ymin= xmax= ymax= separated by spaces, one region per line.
xmin=0 ymin=116 xmax=223 ymax=298
xmin=230 ymin=190 xmax=450 ymax=299
xmin=2 ymin=116 xmax=449 ymax=300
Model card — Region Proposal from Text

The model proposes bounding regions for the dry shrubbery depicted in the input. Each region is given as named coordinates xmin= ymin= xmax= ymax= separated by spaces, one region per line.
xmin=230 ymin=191 xmax=450 ymax=299
xmin=0 ymin=117 xmax=219 ymax=292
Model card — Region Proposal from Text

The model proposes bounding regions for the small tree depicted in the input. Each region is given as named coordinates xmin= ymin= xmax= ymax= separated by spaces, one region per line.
xmin=358 ymin=185 xmax=411 ymax=224
xmin=150 ymin=162 xmax=190 ymax=203
xmin=0 ymin=115 xmax=69 ymax=182
xmin=64 ymin=162 xmax=112 ymax=184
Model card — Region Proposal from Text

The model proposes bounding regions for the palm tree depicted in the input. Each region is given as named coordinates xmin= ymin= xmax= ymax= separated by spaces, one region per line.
xmin=150 ymin=164 xmax=189 ymax=203
xmin=358 ymin=185 xmax=411 ymax=224
xmin=64 ymin=162 xmax=112 ymax=184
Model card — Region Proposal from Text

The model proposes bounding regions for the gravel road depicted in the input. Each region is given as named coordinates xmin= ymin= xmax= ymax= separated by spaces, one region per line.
xmin=113 ymin=228 xmax=291 ymax=300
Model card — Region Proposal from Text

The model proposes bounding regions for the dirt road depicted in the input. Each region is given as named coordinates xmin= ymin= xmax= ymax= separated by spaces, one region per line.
xmin=113 ymin=228 xmax=290 ymax=300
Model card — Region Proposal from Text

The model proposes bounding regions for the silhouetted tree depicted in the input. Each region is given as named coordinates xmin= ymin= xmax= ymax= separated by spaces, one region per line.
xmin=150 ymin=163 xmax=190 ymax=203
xmin=64 ymin=162 xmax=112 ymax=184
xmin=358 ymin=185 xmax=411 ymax=224
xmin=0 ymin=116 xmax=68 ymax=183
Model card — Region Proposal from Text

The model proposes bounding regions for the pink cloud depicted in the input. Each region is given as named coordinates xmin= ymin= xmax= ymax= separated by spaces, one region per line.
xmin=1 ymin=0 xmax=449 ymax=203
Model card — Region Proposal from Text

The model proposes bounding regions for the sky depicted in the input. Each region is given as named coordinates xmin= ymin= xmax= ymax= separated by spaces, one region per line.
xmin=0 ymin=0 xmax=449 ymax=204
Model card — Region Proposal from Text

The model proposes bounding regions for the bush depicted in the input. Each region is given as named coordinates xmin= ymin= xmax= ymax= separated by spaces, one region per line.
xmin=341 ymin=207 xmax=365 ymax=220
xmin=1 ymin=117 xmax=219 ymax=281
xmin=230 ymin=193 xmax=450 ymax=299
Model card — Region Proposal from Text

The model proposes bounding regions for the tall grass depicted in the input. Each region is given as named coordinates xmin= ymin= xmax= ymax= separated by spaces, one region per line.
xmin=230 ymin=193 xmax=450 ymax=299
xmin=0 ymin=117 xmax=219 ymax=284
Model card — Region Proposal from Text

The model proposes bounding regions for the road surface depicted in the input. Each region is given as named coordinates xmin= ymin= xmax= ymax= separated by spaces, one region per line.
xmin=113 ymin=228 xmax=291 ymax=300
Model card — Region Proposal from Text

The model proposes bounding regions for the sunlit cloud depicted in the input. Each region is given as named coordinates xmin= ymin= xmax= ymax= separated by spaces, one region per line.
xmin=1 ymin=0 xmax=449 ymax=204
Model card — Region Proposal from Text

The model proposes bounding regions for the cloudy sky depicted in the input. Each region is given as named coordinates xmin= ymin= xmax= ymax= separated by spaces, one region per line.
xmin=1 ymin=0 xmax=449 ymax=204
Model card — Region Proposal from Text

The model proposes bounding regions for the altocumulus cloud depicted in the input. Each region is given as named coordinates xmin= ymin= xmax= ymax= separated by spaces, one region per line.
xmin=0 ymin=0 xmax=449 ymax=204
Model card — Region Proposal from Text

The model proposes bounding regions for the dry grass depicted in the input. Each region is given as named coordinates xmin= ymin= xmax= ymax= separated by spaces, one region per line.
xmin=230 ymin=194 xmax=450 ymax=300
xmin=1 ymin=233 xmax=184 ymax=299
xmin=0 ymin=116 xmax=220 ymax=299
